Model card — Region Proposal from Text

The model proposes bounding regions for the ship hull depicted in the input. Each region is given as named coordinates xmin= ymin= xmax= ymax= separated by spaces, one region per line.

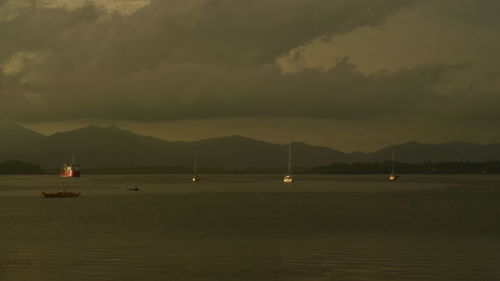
xmin=60 ymin=170 xmax=80 ymax=178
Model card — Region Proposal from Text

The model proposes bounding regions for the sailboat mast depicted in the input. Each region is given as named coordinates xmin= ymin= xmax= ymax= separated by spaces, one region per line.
xmin=288 ymin=143 xmax=292 ymax=175
xmin=72 ymin=153 xmax=75 ymax=165
xmin=391 ymin=150 xmax=395 ymax=174
xmin=194 ymin=153 xmax=197 ymax=176
xmin=396 ymin=151 xmax=399 ymax=175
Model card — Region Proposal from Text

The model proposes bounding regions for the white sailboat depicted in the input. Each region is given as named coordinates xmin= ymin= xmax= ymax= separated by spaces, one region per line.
xmin=389 ymin=149 xmax=399 ymax=181
xmin=192 ymin=153 xmax=200 ymax=182
xmin=283 ymin=143 xmax=294 ymax=183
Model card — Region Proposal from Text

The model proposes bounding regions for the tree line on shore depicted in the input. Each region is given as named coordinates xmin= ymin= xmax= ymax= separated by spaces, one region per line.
xmin=0 ymin=160 xmax=44 ymax=174
xmin=308 ymin=161 xmax=500 ymax=174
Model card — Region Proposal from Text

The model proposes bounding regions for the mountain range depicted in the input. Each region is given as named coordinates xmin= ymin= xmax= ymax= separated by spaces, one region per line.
xmin=1 ymin=123 xmax=500 ymax=169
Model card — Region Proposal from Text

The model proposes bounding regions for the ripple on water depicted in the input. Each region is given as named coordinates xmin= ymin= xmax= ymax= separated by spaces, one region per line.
xmin=2 ymin=239 xmax=500 ymax=281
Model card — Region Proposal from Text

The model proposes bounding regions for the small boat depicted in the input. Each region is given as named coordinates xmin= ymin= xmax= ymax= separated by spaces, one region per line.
xmin=60 ymin=153 xmax=81 ymax=178
xmin=283 ymin=174 xmax=293 ymax=183
xmin=127 ymin=186 xmax=140 ymax=191
xmin=41 ymin=191 xmax=81 ymax=198
xmin=192 ymin=152 xmax=200 ymax=182
xmin=283 ymin=143 xmax=294 ymax=183
xmin=389 ymin=149 xmax=399 ymax=181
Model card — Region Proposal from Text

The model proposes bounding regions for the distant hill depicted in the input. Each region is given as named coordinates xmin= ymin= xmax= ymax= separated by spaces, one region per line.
xmin=1 ymin=123 xmax=500 ymax=169
xmin=29 ymin=126 xmax=347 ymax=169
xmin=190 ymin=135 xmax=349 ymax=169
xmin=0 ymin=122 xmax=45 ymax=154
xmin=21 ymin=125 xmax=193 ymax=168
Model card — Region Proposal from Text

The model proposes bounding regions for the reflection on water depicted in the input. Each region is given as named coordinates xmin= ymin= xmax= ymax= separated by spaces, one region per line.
xmin=1 ymin=174 xmax=500 ymax=280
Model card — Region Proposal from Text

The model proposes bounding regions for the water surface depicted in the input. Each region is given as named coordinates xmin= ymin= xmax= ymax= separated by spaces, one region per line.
xmin=1 ymin=174 xmax=500 ymax=280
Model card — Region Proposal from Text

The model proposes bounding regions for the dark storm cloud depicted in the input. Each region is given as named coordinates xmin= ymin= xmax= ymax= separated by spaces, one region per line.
xmin=0 ymin=58 xmax=464 ymax=122
xmin=129 ymin=0 xmax=414 ymax=66
xmin=441 ymin=0 xmax=500 ymax=28
xmin=1 ymin=0 xmax=499 ymax=124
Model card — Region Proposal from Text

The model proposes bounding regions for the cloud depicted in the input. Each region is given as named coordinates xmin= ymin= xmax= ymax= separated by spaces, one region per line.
xmin=278 ymin=0 xmax=500 ymax=74
xmin=0 ymin=0 xmax=150 ymax=16
xmin=2 ymin=51 xmax=35 ymax=75
xmin=0 ymin=59 xmax=467 ymax=122
xmin=0 ymin=0 xmax=499 ymax=131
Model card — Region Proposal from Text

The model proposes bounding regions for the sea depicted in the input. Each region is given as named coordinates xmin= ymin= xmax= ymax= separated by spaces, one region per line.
xmin=1 ymin=174 xmax=500 ymax=281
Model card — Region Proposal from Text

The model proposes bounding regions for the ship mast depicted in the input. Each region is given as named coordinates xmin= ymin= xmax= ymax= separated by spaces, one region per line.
xmin=194 ymin=152 xmax=197 ymax=176
xmin=288 ymin=143 xmax=292 ymax=176
xmin=391 ymin=149 xmax=395 ymax=175
xmin=396 ymin=151 xmax=399 ymax=175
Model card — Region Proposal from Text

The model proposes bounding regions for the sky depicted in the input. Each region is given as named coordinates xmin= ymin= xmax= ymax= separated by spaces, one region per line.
xmin=1 ymin=0 xmax=500 ymax=152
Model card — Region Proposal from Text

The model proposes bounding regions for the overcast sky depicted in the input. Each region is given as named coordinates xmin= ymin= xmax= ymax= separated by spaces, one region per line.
xmin=1 ymin=0 xmax=500 ymax=152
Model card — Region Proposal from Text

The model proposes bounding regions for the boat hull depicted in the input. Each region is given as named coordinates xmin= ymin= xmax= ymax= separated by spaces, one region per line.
xmin=60 ymin=170 xmax=80 ymax=178
xmin=389 ymin=174 xmax=399 ymax=181
xmin=41 ymin=191 xmax=80 ymax=198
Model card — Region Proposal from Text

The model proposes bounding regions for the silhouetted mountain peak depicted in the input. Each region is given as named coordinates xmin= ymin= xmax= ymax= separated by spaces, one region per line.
xmin=196 ymin=135 xmax=270 ymax=145
xmin=0 ymin=123 xmax=45 ymax=153
xmin=228 ymin=135 xmax=253 ymax=140
xmin=80 ymin=124 xmax=122 ymax=132
xmin=395 ymin=141 xmax=419 ymax=147
xmin=51 ymin=125 xmax=138 ymax=138
xmin=2 ymin=124 xmax=500 ymax=168
xmin=442 ymin=141 xmax=479 ymax=146
xmin=0 ymin=122 xmax=45 ymax=137
xmin=107 ymin=125 xmax=121 ymax=130
xmin=0 ymin=123 xmax=45 ymax=139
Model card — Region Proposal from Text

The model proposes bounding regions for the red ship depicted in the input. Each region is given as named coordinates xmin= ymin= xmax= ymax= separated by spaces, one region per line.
xmin=60 ymin=154 xmax=81 ymax=178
